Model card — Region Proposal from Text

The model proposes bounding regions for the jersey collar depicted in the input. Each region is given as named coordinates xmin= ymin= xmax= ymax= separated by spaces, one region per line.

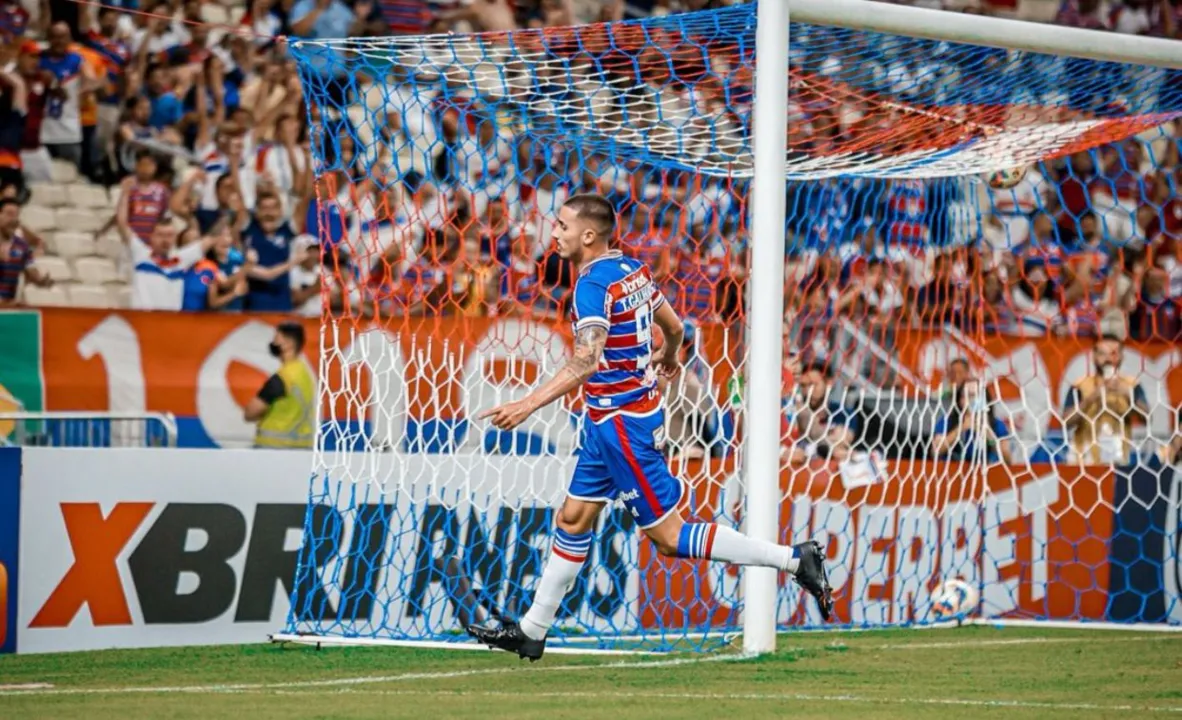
xmin=578 ymin=250 xmax=624 ymax=276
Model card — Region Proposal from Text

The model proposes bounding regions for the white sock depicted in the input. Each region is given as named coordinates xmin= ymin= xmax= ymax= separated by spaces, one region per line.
xmin=679 ymin=522 xmax=800 ymax=573
xmin=519 ymin=528 xmax=591 ymax=640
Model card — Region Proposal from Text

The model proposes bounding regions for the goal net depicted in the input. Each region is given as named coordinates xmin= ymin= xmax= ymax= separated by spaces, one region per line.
xmin=281 ymin=3 xmax=1182 ymax=649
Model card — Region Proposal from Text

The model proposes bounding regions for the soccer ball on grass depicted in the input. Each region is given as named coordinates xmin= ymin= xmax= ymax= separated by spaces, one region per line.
xmin=930 ymin=578 xmax=979 ymax=623
xmin=985 ymin=166 xmax=1028 ymax=190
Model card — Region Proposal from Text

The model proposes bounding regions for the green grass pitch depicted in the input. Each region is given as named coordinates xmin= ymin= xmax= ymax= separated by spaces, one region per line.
xmin=1 ymin=627 xmax=1179 ymax=719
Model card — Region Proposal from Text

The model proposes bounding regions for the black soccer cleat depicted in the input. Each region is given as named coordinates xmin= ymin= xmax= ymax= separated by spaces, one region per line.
xmin=465 ymin=620 xmax=546 ymax=662
xmin=792 ymin=540 xmax=835 ymax=622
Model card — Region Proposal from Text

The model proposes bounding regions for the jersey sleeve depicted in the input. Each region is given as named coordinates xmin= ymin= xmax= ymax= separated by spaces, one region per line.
xmin=1133 ymin=382 xmax=1148 ymax=410
xmin=572 ymin=275 xmax=610 ymax=331
xmin=991 ymin=415 xmax=1010 ymax=440
xmin=176 ymin=240 xmax=207 ymax=270
xmin=1062 ymin=384 xmax=1081 ymax=414
xmin=128 ymin=235 xmax=151 ymax=264
xmin=650 ymin=285 xmax=667 ymax=312
xmin=257 ymin=373 xmax=286 ymax=404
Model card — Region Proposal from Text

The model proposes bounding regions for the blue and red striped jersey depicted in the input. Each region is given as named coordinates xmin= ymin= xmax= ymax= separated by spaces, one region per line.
xmin=126 ymin=180 xmax=169 ymax=242
xmin=885 ymin=179 xmax=928 ymax=245
xmin=571 ymin=250 xmax=666 ymax=421
xmin=0 ymin=233 xmax=33 ymax=301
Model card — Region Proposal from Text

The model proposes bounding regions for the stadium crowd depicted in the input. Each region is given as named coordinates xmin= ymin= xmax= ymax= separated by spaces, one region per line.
xmin=0 ymin=0 xmax=1179 ymax=464
xmin=0 ymin=0 xmax=1176 ymax=336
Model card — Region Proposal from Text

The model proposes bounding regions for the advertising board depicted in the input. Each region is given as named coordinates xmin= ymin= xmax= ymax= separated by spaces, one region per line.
xmin=14 ymin=448 xmax=1176 ymax=653
xmin=0 ymin=309 xmax=1178 ymax=450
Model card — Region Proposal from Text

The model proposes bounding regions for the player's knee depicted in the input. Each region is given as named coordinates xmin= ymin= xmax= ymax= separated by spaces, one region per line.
xmin=557 ymin=504 xmax=595 ymax=534
xmin=652 ymin=537 xmax=680 ymax=557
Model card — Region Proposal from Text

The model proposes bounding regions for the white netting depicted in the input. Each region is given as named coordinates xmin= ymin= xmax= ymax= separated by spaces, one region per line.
xmin=282 ymin=5 xmax=1182 ymax=648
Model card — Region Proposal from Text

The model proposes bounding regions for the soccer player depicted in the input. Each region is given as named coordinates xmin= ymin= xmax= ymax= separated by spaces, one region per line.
xmin=468 ymin=194 xmax=833 ymax=661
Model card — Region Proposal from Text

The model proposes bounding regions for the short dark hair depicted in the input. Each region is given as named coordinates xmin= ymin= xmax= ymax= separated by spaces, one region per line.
xmin=803 ymin=359 xmax=833 ymax=380
xmin=564 ymin=194 xmax=616 ymax=240
xmin=277 ymin=321 xmax=306 ymax=352
xmin=1096 ymin=333 xmax=1123 ymax=348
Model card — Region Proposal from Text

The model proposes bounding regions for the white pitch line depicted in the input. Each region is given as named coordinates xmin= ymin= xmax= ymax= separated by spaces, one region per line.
xmin=0 ymin=632 xmax=1174 ymax=700
xmin=0 ymin=654 xmax=741 ymax=698
xmin=265 ymin=688 xmax=1182 ymax=714
xmin=0 ymin=684 xmax=54 ymax=691
xmin=872 ymin=635 xmax=1177 ymax=650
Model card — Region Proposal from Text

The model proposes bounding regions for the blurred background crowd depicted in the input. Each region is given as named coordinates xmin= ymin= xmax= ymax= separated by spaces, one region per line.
xmin=0 ymin=0 xmax=1176 ymax=332
xmin=0 ymin=0 xmax=1179 ymax=463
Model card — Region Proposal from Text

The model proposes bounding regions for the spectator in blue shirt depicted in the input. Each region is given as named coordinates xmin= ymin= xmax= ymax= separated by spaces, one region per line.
xmin=238 ymin=191 xmax=301 ymax=311
xmin=144 ymin=65 xmax=184 ymax=129
xmin=931 ymin=380 xmax=1013 ymax=464
xmin=289 ymin=0 xmax=376 ymax=105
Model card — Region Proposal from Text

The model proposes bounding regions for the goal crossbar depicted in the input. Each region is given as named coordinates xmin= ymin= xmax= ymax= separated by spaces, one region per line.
xmin=791 ymin=0 xmax=1182 ymax=69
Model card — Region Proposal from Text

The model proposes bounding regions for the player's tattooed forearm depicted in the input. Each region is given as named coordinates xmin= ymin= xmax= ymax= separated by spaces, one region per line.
xmin=569 ymin=325 xmax=607 ymax=378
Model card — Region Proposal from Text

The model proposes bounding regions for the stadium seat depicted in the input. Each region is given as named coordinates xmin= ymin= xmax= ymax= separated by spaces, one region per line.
xmin=28 ymin=183 xmax=68 ymax=208
xmin=21 ymin=205 xmax=57 ymax=232
xmin=68 ymin=284 xmax=115 ymax=308
xmin=53 ymin=232 xmax=98 ymax=260
xmin=71 ymin=184 xmax=111 ymax=210
xmin=55 ymin=208 xmax=107 ymax=234
xmin=96 ymin=233 xmax=126 ymax=261
xmin=49 ymin=160 xmax=78 ymax=184
xmin=227 ymin=5 xmax=244 ymax=23
xmin=1018 ymin=0 xmax=1059 ymax=22
xmin=22 ymin=284 xmax=70 ymax=307
xmin=108 ymin=283 xmax=131 ymax=308
xmin=74 ymin=257 xmax=119 ymax=285
xmin=30 ymin=255 xmax=73 ymax=283
xmin=201 ymin=2 xmax=229 ymax=24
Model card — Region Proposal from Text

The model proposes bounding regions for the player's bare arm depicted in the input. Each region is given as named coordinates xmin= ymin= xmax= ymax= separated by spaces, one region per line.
xmin=650 ymin=301 xmax=684 ymax=378
xmin=480 ymin=324 xmax=608 ymax=431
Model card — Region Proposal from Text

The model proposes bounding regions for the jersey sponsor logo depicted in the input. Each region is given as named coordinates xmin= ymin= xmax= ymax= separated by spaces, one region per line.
xmin=616 ymin=282 xmax=653 ymax=312
xmin=615 ymin=270 xmax=649 ymax=298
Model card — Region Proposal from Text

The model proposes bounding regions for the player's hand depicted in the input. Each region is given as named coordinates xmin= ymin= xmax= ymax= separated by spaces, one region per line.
xmin=480 ymin=399 xmax=535 ymax=431
xmin=650 ymin=344 xmax=680 ymax=380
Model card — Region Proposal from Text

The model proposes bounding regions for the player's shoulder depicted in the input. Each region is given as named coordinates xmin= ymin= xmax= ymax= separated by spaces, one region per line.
xmin=579 ymin=251 xmax=635 ymax=283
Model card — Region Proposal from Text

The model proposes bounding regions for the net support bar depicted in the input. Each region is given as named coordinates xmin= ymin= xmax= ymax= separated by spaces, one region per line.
xmin=790 ymin=0 xmax=1182 ymax=69
xmin=742 ymin=0 xmax=790 ymax=657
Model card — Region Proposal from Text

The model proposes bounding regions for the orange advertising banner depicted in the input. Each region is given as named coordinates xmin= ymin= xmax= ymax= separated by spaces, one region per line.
xmin=17 ymin=308 xmax=1182 ymax=448
xmin=643 ymin=458 xmax=1114 ymax=627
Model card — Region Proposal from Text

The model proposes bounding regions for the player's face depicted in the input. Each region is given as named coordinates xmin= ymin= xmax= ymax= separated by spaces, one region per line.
xmin=213 ymin=229 xmax=233 ymax=257
xmin=552 ymin=205 xmax=585 ymax=262
xmin=135 ymin=156 xmax=157 ymax=182
xmin=257 ymin=197 xmax=283 ymax=227
xmin=150 ymin=224 xmax=178 ymax=254
xmin=798 ymin=370 xmax=827 ymax=408
xmin=0 ymin=205 xmax=19 ymax=233
xmin=947 ymin=362 xmax=969 ymax=386
xmin=48 ymin=25 xmax=70 ymax=54
xmin=1094 ymin=340 xmax=1121 ymax=372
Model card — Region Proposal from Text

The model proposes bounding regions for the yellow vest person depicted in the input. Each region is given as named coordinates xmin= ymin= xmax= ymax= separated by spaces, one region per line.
xmin=244 ymin=321 xmax=316 ymax=449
